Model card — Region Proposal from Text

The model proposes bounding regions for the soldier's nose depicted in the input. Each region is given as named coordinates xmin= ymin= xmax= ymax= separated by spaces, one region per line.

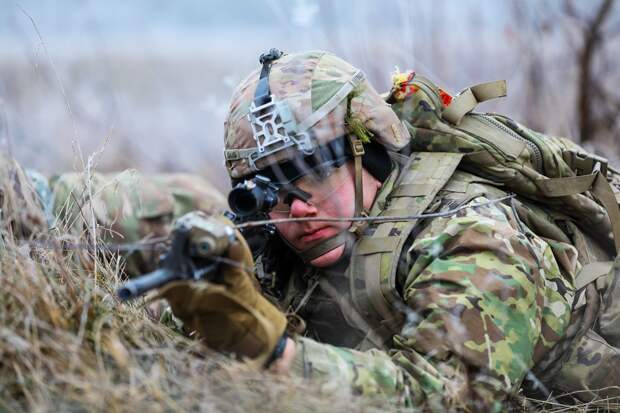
xmin=289 ymin=197 xmax=317 ymax=217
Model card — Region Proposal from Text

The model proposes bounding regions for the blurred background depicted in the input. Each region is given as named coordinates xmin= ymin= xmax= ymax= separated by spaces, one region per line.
xmin=1 ymin=0 xmax=619 ymax=193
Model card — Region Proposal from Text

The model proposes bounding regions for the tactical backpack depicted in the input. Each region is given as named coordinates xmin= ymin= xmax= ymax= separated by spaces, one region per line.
xmin=373 ymin=71 xmax=620 ymax=399
xmin=386 ymin=71 xmax=620 ymax=259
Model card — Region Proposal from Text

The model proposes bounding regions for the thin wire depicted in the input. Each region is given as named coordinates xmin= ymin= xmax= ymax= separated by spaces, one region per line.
xmin=27 ymin=236 xmax=170 ymax=253
xmin=208 ymin=255 xmax=255 ymax=273
xmin=235 ymin=194 xmax=516 ymax=229
xmin=25 ymin=194 xmax=515 ymax=253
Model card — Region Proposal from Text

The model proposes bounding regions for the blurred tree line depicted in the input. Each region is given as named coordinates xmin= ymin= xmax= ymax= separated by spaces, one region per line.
xmin=511 ymin=0 xmax=619 ymax=151
xmin=0 ymin=0 xmax=618 ymax=190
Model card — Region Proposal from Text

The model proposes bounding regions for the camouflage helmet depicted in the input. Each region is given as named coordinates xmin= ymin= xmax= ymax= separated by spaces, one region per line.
xmin=223 ymin=50 xmax=410 ymax=181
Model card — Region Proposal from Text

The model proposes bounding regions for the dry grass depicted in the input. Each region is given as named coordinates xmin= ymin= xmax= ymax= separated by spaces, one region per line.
xmin=525 ymin=395 xmax=620 ymax=413
xmin=0 ymin=173 xmax=397 ymax=413
xmin=0 ymin=236 xmax=401 ymax=413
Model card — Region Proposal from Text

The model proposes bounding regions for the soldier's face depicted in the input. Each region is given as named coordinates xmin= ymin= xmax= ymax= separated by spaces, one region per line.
xmin=269 ymin=161 xmax=381 ymax=267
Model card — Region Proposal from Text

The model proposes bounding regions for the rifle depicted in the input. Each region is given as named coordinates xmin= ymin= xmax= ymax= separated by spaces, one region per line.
xmin=117 ymin=175 xmax=278 ymax=301
xmin=116 ymin=211 xmax=237 ymax=301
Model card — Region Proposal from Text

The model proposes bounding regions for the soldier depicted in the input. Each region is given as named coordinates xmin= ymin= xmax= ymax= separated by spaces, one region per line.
xmin=51 ymin=170 xmax=227 ymax=275
xmin=157 ymin=50 xmax=620 ymax=410
xmin=0 ymin=152 xmax=49 ymax=240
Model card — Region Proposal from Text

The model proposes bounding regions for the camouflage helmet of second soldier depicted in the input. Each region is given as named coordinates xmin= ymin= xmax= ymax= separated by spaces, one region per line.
xmin=223 ymin=49 xmax=410 ymax=183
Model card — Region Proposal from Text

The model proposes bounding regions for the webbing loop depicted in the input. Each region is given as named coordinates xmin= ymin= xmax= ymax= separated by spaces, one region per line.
xmin=443 ymin=80 xmax=507 ymax=125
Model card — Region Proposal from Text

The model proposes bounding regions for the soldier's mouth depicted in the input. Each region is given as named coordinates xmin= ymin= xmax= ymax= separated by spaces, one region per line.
xmin=299 ymin=226 xmax=334 ymax=244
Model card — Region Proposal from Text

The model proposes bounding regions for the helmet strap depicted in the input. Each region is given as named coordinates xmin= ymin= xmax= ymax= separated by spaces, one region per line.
xmin=276 ymin=136 xmax=367 ymax=264
xmin=347 ymin=134 xmax=368 ymax=236
xmin=254 ymin=48 xmax=284 ymax=107
xmin=284 ymin=230 xmax=355 ymax=264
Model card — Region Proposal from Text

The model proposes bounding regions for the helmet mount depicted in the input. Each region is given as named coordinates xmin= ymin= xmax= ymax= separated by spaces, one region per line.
xmin=247 ymin=48 xmax=315 ymax=171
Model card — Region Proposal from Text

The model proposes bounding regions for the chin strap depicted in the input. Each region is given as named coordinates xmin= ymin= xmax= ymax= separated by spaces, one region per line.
xmin=348 ymin=134 xmax=368 ymax=236
xmin=287 ymin=231 xmax=355 ymax=264
xmin=283 ymin=135 xmax=368 ymax=264
xmin=275 ymin=134 xmax=368 ymax=264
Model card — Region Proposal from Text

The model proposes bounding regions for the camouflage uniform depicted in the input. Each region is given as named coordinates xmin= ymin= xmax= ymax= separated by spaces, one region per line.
xmin=222 ymin=50 xmax=620 ymax=410
xmin=274 ymin=165 xmax=581 ymax=410
xmin=51 ymin=170 xmax=227 ymax=275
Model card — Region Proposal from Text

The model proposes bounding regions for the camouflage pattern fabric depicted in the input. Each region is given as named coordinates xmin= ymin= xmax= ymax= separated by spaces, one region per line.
xmin=150 ymin=173 xmax=227 ymax=218
xmin=51 ymin=170 xmax=226 ymax=275
xmin=282 ymin=177 xmax=577 ymax=410
xmin=52 ymin=170 xmax=175 ymax=242
xmin=220 ymin=52 xmax=620 ymax=408
xmin=546 ymin=254 xmax=620 ymax=401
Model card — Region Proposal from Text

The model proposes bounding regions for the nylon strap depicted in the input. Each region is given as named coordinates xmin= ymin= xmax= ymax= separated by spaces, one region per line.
xmin=295 ymin=230 xmax=354 ymax=263
xmin=534 ymin=173 xmax=598 ymax=197
xmin=591 ymin=171 xmax=620 ymax=254
xmin=349 ymin=152 xmax=464 ymax=339
xmin=543 ymin=151 xmax=620 ymax=254
xmin=297 ymin=71 xmax=365 ymax=133
xmin=575 ymin=261 xmax=613 ymax=291
xmin=348 ymin=134 xmax=365 ymax=219
xmin=390 ymin=183 xmax=435 ymax=197
xmin=540 ymin=171 xmax=620 ymax=253
xmin=253 ymin=48 xmax=284 ymax=107
xmin=224 ymin=147 xmax=257 ymax=162
xmin=355 ymin=237 xmax=400 ymax=255
xmin=443 ymin=80 xmax=507 ymax=125
xmin=556 ymin=150 xmax=620 ymax=254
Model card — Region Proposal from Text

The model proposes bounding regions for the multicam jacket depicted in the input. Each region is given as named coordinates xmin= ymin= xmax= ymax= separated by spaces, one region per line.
xmin=51 ymin=171 xmax=227 ymax=276
xmin=267 ymin=153 xmax=618 ymax=411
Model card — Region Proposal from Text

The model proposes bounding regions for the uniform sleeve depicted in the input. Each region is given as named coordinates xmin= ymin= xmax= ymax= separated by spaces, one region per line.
xmin=287 ymin=197 xmax=574 ymax=411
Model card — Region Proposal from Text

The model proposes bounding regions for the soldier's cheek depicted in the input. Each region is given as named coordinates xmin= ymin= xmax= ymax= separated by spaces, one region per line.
xmin=271 ymin=222 xmax=298 ymax=246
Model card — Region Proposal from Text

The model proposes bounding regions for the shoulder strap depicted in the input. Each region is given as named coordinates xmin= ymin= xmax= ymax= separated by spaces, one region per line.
xmin=443 ymin=80 xmax=507 ymax=125
xmin=536 ymin=151 xmax=620 ymax=255
xmin=348 ymin=152 xmax=464 ymax=339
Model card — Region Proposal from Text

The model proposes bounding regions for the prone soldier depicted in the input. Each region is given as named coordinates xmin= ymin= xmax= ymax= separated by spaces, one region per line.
xmin=51 ymin=170 xmax=227 ymax=276
xmin=153 ymin=49 xmax=620 ymax=410
xmin=1 ymin=158 xmax=227 ymax=277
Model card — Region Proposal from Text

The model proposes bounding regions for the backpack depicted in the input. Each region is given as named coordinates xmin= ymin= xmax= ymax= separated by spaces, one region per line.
xmin=384 ymin=71 xmax=620 ymax=400
xmin=386 ymin=71 xmax=620 ymax=258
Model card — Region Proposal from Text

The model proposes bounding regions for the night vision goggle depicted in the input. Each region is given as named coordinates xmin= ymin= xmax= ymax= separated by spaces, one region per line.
xmin=228 ymin=175 xmax=312 ymax=218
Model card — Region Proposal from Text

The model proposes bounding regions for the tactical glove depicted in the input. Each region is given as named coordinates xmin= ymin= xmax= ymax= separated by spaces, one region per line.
xmin=157 ymin=222 xmax=287 ymax=367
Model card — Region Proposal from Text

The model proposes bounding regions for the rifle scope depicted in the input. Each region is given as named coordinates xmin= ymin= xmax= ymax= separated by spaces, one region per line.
xmin=228 ymin=175 xmax=279 ymax=217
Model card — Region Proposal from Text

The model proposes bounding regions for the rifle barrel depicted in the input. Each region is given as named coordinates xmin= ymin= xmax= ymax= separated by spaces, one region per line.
xmin=117 ymin=268 xmax=176 ymax=301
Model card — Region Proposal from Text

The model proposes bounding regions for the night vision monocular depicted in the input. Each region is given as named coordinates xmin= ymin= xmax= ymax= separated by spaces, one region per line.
xmin=228 ymin=175 xmax=279 ymax=217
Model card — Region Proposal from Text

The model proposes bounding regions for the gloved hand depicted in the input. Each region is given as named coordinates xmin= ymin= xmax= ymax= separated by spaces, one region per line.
xmin=157 ymin=221 xmax=287 ymax=367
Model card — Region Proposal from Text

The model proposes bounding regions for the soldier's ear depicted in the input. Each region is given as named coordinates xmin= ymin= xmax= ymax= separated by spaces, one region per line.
xmin=361 ymin=141 xmax=391 ymax=183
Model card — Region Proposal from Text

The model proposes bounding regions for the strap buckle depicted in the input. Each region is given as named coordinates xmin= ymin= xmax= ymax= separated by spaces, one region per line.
xmin=351 ymin=139 xmax=365 ymax=156
xmin=563 ymin=150 xmax=608 ymax=177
